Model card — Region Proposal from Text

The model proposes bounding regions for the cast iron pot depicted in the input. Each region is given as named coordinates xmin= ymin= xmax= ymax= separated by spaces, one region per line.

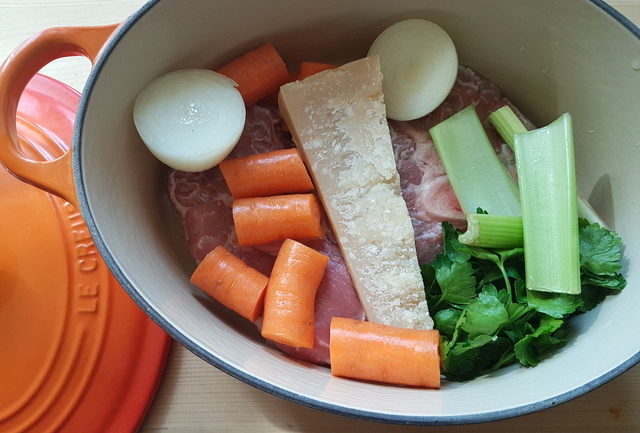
xmin=1 ymin=0 xmax=639 ymax=425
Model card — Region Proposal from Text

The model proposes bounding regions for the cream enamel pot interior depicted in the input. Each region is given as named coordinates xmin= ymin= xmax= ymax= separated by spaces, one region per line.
xmin=1 ymin=0 xmax=639 ymax=425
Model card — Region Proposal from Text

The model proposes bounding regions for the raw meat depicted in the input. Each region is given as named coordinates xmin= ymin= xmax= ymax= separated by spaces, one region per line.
xmin=391 ymin=66 xmax=532 ymax=263
xmin=168 ymin=168 xmax=229 ymax=219
xmin=167 ymin=104 xmax=290 ymax=219
xmin=184 ymin=202 xmax=276 ymax=275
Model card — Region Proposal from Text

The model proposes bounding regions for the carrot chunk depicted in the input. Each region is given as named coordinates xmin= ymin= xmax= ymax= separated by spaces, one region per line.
xmin=261 ymin=239 xmax=329 ymax=348
xmin=220 ymin=149 xmax=314 ymax=198
xmin=217 ymin=43 xmax=290 ymax=106
xmin=297 ymin=62 xmax=336 ymax=80
xmin=191 ymin=246 xmax=268 ymax=321
xmin=232 ymin=194 xmax=323 ymax=246
xmin=330 ymin=317 xmax=441 ymax=388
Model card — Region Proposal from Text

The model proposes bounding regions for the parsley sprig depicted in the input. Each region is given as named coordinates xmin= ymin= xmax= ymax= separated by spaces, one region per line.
xmin=424 ymin=220 xmax=626 ymax=381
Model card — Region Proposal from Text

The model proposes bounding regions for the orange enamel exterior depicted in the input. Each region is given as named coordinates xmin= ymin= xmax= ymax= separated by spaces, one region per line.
xmin=0 ymin=24 xmax=117 ymax=206
xmin=0 ymin=50 xmax=168 ymax=433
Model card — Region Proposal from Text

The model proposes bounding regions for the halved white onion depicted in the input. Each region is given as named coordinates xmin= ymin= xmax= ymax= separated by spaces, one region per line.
xmin=368 ymin=19 xmax=458 ymax=121
xmin=133 ymin=69 xmax=245 ymax=172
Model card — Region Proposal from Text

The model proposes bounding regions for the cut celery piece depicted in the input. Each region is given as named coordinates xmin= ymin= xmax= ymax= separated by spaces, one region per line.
xmin=458 ymin=214 xmax=523 ymax=248
xmin=430 ymin=106 xmax=521 ymax=216
xmin=489 ymin=105 xmax=605 ymax=226
xmin=577 ymin=198 xmax=607 ymax=228
xmin=514 ymin=113 xmax=580 ymax=295
xmin=488 ymin=105 xmax=527 ymax=151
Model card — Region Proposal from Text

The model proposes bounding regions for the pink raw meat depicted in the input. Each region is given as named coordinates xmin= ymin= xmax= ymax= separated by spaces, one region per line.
xmin=390 ymin=121 xmax=460 ymax=264
xmin=391 ymin=66 xmax=533 ymax=264
xmin=168 ymin=168 xmax=228 ymax=219
xmin=228 ymin=103 xmax=291 ymax=158
xmin=167 ymin=104 xmax=291 ymax=218
xmin=184 ymin=202 xmax=276 ymax=275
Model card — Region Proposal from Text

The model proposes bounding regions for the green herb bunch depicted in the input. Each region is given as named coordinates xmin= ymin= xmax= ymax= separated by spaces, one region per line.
xmin=424 ymin=220 xmax=626 ymax=381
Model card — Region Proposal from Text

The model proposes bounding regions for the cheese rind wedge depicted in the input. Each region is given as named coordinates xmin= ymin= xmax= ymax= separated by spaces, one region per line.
xmin=278 ymin=56 xmax=433 ymax=329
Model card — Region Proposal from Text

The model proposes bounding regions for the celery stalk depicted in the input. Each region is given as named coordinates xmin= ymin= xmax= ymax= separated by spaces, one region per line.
xmin=430 ymin=106 xmax=521 ymax=216
xmin=514 ymin=114 xmax=580 ymax=295
xmin=489 ymin=105 xmax=605 ymax=226
xmin=458 ymin=214 xmax=523 ymax=248
xmin=488 ymin=105 xmax=527 ymax=151
xmin=577 ymin=198 xmax=607 ymax=228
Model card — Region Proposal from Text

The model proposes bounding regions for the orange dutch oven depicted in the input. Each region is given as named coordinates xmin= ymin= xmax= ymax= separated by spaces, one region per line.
xmin=1 ymin=0 xmax=639 ymax=425
xmin=0 ymin=23 xmax=169 ymax=433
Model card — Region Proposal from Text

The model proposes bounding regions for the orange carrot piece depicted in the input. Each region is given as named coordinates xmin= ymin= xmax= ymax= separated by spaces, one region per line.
xmin=190 ymin=246 xmax=269 ymax=321
xmin=330 ymin=317 xmax=441 ymax=388
xmin=297 ymin=62 xmax=336 ymax=80
xmin=261 ymin=239 xmax=329 ymax=348
xmin=220 ymin=149 xmax=314 ymax=199
xmin=232 ymin=194 xmax=323 ymax=246
xmin=217 ymin=43 xmax=290 ymax=106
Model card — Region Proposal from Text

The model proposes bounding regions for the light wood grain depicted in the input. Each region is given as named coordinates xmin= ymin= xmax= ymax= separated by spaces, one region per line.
xmin=1 ymin=1 xmax=639 ymax=432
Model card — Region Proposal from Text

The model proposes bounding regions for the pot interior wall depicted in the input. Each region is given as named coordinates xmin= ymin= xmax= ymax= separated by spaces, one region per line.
xmin=77 ymin=0 xmax=640 ymax=420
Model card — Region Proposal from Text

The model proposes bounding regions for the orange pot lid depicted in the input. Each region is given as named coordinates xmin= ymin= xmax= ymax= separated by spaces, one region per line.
xmin=0 ymin=74 xmax=170 ymax=433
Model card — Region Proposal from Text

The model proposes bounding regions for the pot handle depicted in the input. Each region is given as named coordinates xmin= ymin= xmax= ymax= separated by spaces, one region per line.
xmin=0 ymin=24 xmax=118 ymax=207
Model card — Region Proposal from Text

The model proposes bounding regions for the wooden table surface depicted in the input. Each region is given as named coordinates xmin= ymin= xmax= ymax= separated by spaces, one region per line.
xmin=1 ymin=1 xmax=639 ymax=432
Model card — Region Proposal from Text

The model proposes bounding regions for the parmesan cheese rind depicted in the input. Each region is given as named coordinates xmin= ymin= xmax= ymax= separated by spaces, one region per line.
xmin=278 ymin=56 xmax=433 ymax=329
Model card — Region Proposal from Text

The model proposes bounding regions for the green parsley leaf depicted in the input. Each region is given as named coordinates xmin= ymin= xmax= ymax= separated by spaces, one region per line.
xmin=420 ymin=263 xmax=437 ymax=289
xmin=579 ymin=219 xmax=624 ymax=275
xmin=476 ymin=263 xmax=504 ymax=288
xmin=577 ymin=285 xmax=615 ymax=312
xmin=526 ymin=290 xmax=582 ymax=318
xmin=442 ymin=335 xmax=511 ymax=381
xmin=442 ymin=222 xmax=472 ymax=263
xmin=434 ymin=308 xmax=463 ymax=337
xmin=514 ymin=315 xmax=567 ymax=367
xmin=582 ymin=270 xmax=627 ymax=291
xmin=433 ymin=255 xmax=477 ymax=305
xmin=503 ymin=319 xmax=534 ymax=343
xmin=514 ymin=279 xmax=527 ymax=304
xmin=460 ymin=286 xmax=508 ymax=338
xmin=505 ymin=301 xmax=534 ymax=325
xmin=496 ymin=287 xmax=511 ymax=305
